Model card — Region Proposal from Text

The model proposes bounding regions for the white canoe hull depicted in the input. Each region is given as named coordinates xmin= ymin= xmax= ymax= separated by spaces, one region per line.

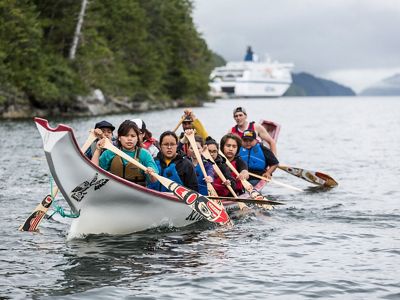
xmin=35 ymin=118 xmax=208 ymax=239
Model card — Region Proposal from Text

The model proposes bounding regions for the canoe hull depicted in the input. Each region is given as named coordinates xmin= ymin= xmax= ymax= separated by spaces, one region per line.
xmin=35 ymin=118 xmax=206 ymax=239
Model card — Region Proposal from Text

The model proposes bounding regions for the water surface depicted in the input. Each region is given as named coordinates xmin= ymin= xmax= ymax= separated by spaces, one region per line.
xmin=1 ymin=97 xmax=399 ymax=299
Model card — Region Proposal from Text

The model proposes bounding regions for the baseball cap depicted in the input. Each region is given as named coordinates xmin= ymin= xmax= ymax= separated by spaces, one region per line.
xmin=182 ymin=115 xmax=193 ymax=123
xmin=233 ymin=107 xmax=247 ymax=116
xmin=242 ymin=130 xmax=256 ymax=140
xmin=95 ymin=120 xmax=115 ymax=131
xmin=131 ymin=118 xmax=146 ymax=132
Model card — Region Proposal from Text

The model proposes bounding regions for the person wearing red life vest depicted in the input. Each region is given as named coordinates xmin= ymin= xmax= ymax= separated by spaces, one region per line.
xmin=230 ymin=107 xmax=277 ymax=156
xmin=131 ymin=118 xmax=160 ymax=158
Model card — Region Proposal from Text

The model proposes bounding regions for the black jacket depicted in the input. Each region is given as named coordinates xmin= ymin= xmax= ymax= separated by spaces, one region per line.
xmin=154 ymin=151 xmax=199 ymax=192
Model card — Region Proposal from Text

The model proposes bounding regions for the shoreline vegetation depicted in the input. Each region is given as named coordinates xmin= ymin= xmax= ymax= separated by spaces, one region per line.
xmin=0 ymin=0 xmax=219 ymax=119
xmin=1 ymin=1 xmax=361 ymax=120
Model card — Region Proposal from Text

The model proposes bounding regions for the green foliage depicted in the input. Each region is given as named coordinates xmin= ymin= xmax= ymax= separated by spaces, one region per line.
xmin=0 ymin=0 xmax=214 ymax=112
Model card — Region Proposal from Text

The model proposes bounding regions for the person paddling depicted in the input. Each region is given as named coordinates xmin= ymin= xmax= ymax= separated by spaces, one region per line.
xmin=131 ymin=118 xmax=160 ymax=158
xmin=85 ymin=120 xmax=116 ymax=159
xmin=147 ymin=131 xmax=198 ymax=192
xmin=240 ymin=129 xmax=279 ymax=185
xmin=186 ymin=133 xmax=214 ymax=196
xmin=205 ymin=137 xmax=236 ymax=197
xmin=220 ymin=133 xmax=249 ymax=196
xmin=92 ymin=120 xmax=158 ymax=186
xmin=230 ymin=107 xmax=277 ymax=156
xmin=178 ymin=109 xmax=208 ymax=155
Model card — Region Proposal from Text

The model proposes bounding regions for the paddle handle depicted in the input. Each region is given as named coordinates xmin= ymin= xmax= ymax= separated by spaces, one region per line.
xmin=202 ymin=149 xmax=250 ymax=210
xmin=202 ymin=149 xmax=239 ymax=198
xmin=248 ymin=172 xmax=303 ymax=192
xmin=172 ymin=117 xmax=185 ymax=133
xmin=185 ymin=132 xmax=219 ymax=197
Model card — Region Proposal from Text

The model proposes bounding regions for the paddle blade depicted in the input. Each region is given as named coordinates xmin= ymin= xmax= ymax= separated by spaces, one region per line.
xmin=167 ymin=181 xmax=231 ymax=225
xmin=19 ymin=195 xmax=53 ymax=232
xmin=207 ymin=196 xmax=285 ymax=206
xmin=279 ymin=165 xmax=338 ymax=187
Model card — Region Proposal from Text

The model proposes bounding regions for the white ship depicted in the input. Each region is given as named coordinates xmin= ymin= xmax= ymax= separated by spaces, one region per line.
xmin=209 ymin=47 xmax=294 ymax=98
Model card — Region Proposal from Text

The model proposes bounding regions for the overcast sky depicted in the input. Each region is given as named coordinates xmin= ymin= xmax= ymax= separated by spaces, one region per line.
xmin=192 ymin=0 xmax=400 ymax=92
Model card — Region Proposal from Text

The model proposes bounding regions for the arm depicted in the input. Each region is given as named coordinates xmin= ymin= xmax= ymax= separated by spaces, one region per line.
xmin=192 ymin=119 xmax=209 ymax=140
xmin=263 ymin=164 xmax=278 ymax=180
xmin=261 ymin=145 xmax=279 ymax=179
xmin=203 ymin=160 xmax=214 ymax=183
xmin=220 ymin=162 xmax=237 ymax=190
xmin=180 ymin=159 xmax=199 ymax=192
xmin=91 ymin=138 xmax=105 ymax=167
xmin=139 ymin=148 xmax=159 ymax=183
xmin=235 ymin=157 xmax=249 ymax=180
xmin=255 ymin=123 xmax=277 ymax=156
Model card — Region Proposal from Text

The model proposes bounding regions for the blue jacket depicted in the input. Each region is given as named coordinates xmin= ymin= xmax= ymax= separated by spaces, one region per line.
xmin=148 ymin=152 xmax=199 ymax=192
xmin=239 ymin=143 xmax=266 ymax=172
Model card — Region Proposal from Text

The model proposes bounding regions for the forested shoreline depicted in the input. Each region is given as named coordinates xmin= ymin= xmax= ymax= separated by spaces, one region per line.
xmin=0 ymin=0 xmax=218 ymax=118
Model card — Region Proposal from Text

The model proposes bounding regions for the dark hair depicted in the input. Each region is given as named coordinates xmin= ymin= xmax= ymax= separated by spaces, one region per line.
xmin=143 ymin=128 xmax=153 ymax=141
xmin=159 ymin=131 xmax=178 ymax=145
xmin=205 ymin=136 xmax=219 ymax=150
xmin=117 ymin=120 xmax=141 ymax=148
xmin=194 ymin=135 xmax=204 ymax=147
xmin=220 ymin=133 xmax=242 ymax=155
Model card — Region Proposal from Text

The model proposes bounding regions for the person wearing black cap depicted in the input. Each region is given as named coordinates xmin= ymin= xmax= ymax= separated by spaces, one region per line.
xmin=85 ymin=120 xmax=116 ymax=159
xmin=239 ymin=129 xmax=279 ymax=185
xmin=230 ymin=106 xmax=277 ymax=156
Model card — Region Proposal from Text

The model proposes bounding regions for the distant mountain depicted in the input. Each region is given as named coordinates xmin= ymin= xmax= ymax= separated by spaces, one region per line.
xmin=360 ymin=74 xmax=400 ymax=96
xmin=284 ymin=72 xmax=356 ymax=97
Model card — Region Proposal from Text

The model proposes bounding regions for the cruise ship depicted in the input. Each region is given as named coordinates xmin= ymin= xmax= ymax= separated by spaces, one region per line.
xmin=209 ymin=47 xmax=294 ymax=98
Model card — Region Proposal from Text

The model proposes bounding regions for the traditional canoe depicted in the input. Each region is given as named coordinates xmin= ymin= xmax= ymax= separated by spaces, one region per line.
xmin=35 ymin=118 xmax=220 ymax=239
xmin=260 ymin=119 xmax=281 ymax=143
xmin=35 ymin=118 xmax=281 ymax=238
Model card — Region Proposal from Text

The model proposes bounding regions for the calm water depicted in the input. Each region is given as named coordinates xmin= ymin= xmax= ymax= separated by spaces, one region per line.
xmin=1 ymin=97 xmax=399 ymax=299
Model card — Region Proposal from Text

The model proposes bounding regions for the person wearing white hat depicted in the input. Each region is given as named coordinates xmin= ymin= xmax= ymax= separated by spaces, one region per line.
xmin=131 ymin=118 xmax=160 ymax=158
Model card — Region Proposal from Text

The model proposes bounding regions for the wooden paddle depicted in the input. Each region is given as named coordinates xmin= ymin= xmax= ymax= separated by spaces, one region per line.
xmin=278 ymin=165 xmax=338 ymax=187
xmin=19 ymin=129 xmax=100 ymax=232
xmin=207 ymin=196 xmax=284 ymax=206
xmin=218 ymin=150 xmax=273 ymax=210
xmin=202 ymin=148 xmax=248 ymax=210
xmin=172 ymin=116 xmax=185 ymax=133
xmin=247 ymin=172 xmax=303 ymax=192
xmin=185 ymin=130 xmax=219 ymax=198
xmin=101 ymin=139 xmax=231 ymax=225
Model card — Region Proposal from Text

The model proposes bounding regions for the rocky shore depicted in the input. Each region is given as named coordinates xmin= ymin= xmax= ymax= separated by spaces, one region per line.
xmin=0 ymin=89 xmax=200 ymax=119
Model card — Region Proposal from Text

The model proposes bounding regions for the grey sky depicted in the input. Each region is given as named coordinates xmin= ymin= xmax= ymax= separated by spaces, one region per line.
xmin=193 ymin=0 xmax=400 ymax=92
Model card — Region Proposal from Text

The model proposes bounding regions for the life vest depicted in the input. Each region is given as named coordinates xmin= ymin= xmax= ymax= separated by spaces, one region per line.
xmin=231 ymin=121 xmax=256 ymax=138
xmin=142 ymin=137 xmax=158 ymax=149
xmin=148 ymin=160 xmax=183 ymax=192
xmin=142 ymin=138 xmax=159 ymax=158
xmin=109 ymin=148 xmax=146 ymax=186
xmin=194 ymin=164 xmax=208 ymax=195
xmin=229 ymin=159 xmax=244 ymax=193
xmin=239 ymin=143 xmax=266 ymax=172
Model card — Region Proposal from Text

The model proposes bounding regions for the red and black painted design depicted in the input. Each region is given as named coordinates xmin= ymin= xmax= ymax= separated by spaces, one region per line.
xmin=19 ymin=195 xmax=53 ymax=232
xmin=168 ymin=182 xmax=230 ymax=225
